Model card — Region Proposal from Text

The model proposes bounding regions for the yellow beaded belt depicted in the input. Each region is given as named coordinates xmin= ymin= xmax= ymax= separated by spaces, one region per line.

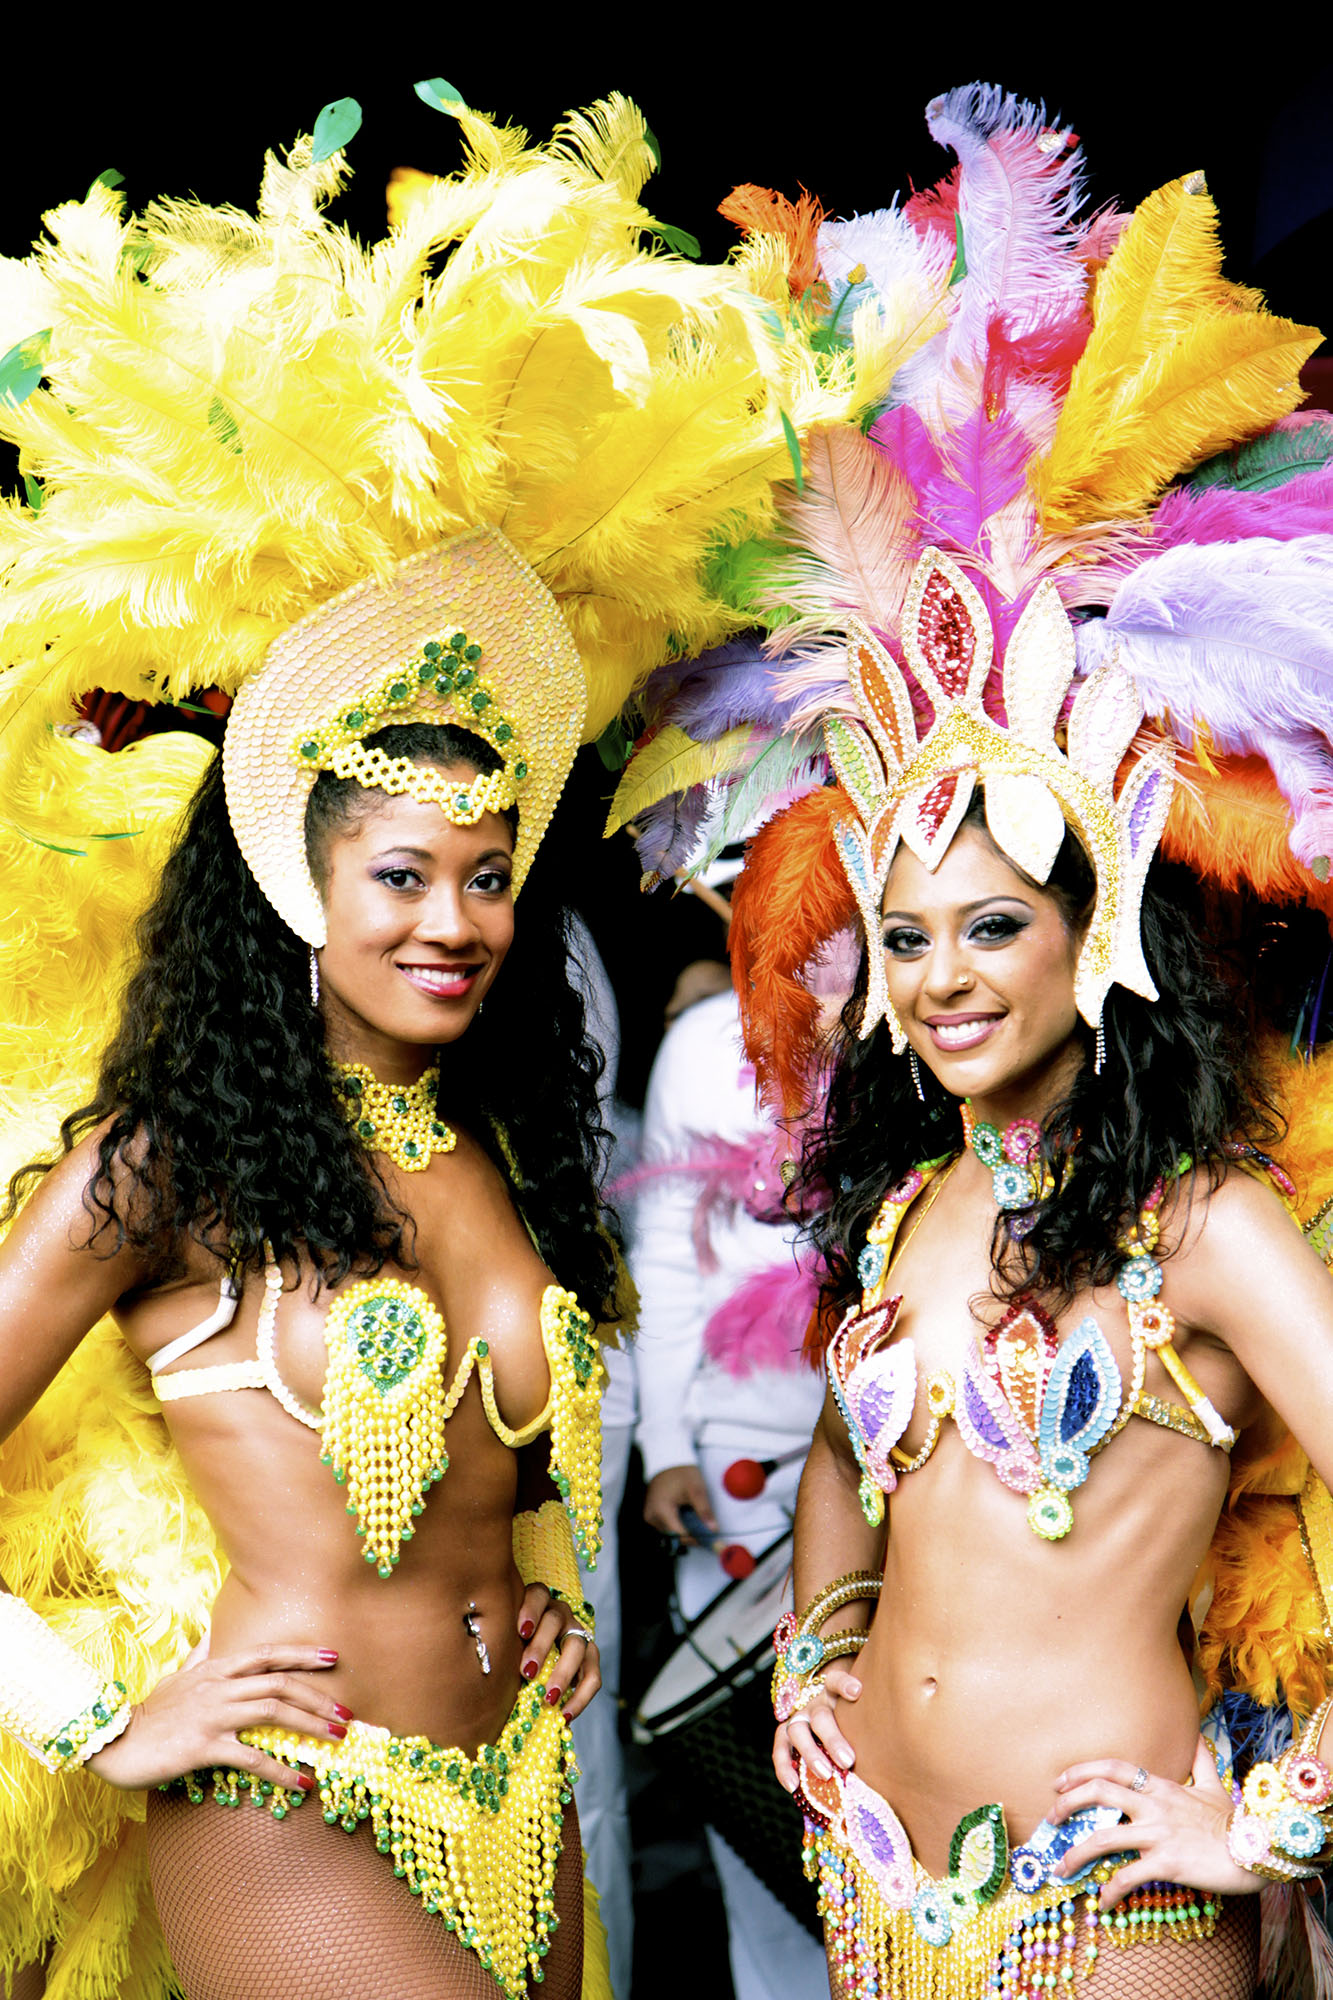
xmin=173 ymin=1666 xmax=577 ymax=2000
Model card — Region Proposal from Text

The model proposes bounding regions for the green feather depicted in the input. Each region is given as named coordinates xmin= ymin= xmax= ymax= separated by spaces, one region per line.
xmin=1188 ymin=419 xmax=1333 ymax=493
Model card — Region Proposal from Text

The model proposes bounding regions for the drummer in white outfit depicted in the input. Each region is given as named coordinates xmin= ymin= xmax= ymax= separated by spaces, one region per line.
xmin=633 ymin=984 xmax=827 ymax=2000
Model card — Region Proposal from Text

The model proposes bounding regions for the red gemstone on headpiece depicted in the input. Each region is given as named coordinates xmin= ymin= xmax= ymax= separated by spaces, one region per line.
xmin=915 ymin=772 xmax=962 ymax=839
xmin=918 ymin=571 xmax=975 ymax=699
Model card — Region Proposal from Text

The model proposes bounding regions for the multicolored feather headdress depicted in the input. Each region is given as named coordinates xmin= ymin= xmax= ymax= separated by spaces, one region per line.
xmin=607 ymin=83 xmax=1332 ymax=1113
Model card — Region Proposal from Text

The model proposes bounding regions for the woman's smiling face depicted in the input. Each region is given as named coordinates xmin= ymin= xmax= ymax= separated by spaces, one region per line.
xmin=880 ymin=821 xmax=1088 ymax=1109
xmin=313 ymin=767 xmax=515 ymax=1070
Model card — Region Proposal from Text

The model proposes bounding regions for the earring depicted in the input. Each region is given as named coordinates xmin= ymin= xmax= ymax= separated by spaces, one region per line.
xmin=309 ymin=947 xmax=320 ymax=1007
xmin=1094 ymin=1013 xmax=1106 ymax=1076
xmin=908 ymin=1049 xmax=926 ymax=1102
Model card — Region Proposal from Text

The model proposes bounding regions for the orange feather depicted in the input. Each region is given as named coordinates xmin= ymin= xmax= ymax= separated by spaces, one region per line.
xmin=731 ymin=786 xmax=857 ymax=1119
xmin=718 ymin=183 xmax=827 ymax=299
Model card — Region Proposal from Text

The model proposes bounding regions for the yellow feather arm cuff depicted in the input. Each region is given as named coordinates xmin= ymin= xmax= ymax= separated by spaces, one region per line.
xmin=512 ymin=1503 xmax=594 ymax=1635
xmin=0 ymin=1593 xmax=131 ymax=1773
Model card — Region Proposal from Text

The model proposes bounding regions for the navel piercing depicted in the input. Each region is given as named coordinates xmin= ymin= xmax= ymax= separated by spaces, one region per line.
xmin=309 ymin=947 xmax=320 ymax=1008
xmin=1094 ymin=1013 xmax=1106 ymax=1075
xmin=908 ymin=1049 xmax=926 ymax=1101
xmin=464 ymin=1602 xmax=492 ymax=1675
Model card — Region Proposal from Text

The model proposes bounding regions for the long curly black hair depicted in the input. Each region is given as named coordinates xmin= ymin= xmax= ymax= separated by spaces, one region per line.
xmin=804 ymin=790 xmax=1283 ymax=1321
xmin=6 ymin=722 xmax=621 ymax=1318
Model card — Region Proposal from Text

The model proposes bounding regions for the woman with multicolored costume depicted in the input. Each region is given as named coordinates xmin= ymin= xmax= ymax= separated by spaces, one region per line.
xmin=609 ymin=83 xmax=1333 ymax=1999
xmin=0 ymin=90 xmax=847 ymax=1998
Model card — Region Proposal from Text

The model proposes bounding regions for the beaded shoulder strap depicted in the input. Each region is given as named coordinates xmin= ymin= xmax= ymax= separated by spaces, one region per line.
xmin=857 ymin=1155 xmax=954 ymax=1307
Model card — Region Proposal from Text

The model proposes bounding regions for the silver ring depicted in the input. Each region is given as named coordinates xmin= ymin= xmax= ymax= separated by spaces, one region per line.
xmin=1130 ymin=1766 xmax=1149 ymax=1793
xmin=557 ymin=1626 xmax=594 ymax=1649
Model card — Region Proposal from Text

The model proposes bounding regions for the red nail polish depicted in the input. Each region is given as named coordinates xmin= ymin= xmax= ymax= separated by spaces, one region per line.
xmin=333 ymin=1703 xmax=353 ymax=1721
xmin=545 ymin=1686 xmax=562 ymax=1705
xmin=328 ymin=1721 xmax=347 ymax=1739
xmin=521 ymin=1660 xmax=538 ymax=1681
xmin=317 ymin=1649 xmax=339 ymax=1665
xmin=298 ymin=1774 xmax=316 ymax=1792
xmin=519 ymin=1620 xmax=535 ymax=1641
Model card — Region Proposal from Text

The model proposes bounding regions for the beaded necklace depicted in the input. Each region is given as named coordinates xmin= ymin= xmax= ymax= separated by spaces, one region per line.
xmin=959 ymin=1100 xmax=1049 ymax=1211
xmin=334 ymin=1060 xmax=457 ymax=1171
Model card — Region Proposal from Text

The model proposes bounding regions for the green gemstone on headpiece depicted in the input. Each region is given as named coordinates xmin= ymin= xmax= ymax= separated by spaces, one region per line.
xmin=454 ymin=791 xmax=471 ymax=811
xmin=343 ymin=708 xmax=366 ymax=729
xmin=357 ymin=1117 xmax=375 ymax=1139
xmin=418 ymin=661 xmax=437 ymax=682
xmin=300 ymin=740 xmax=320 ymax=759
xmin=464 ymin=643 xmax=482 ymax=662
xmin=391 ymin=1094 xmax=408 ymax=1115
xmin=494 ymin=721 xmax=513 ymax=743
xmin=515 ymin=761 xmax=528 ymax=781
xmin=454 ymin=666 xmax=475 ymax=688
xmin=388 ymin=680 xmax=409 ymax=702
xmin=404 ymin=1139 xmax=420 ymax=1157
xmin=450 ymin=632 xmax=467 ymax=652
xmin=471 ymin=690 xmax=490 ymax=712
xmin=423 ymin=640 xmax=442 ymax=660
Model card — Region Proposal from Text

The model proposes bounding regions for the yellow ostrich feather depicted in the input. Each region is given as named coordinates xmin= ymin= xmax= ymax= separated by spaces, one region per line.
xmin=0 ymin=98 xmax=850 ymax=767
xmin=1033 ymin=175 xmax=1320 ymax=529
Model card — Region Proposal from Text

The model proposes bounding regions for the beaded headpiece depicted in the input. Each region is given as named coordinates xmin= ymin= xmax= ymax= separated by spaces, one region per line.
xmin=829 ymin=548 xmax=1173 ymax=1047
xmin=606 ymin=83 xmax=1332 ymax=1114
xmin=224 ymin=529 xmax=584 ymax=944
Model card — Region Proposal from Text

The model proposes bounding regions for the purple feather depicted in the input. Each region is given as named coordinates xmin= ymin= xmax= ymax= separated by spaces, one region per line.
xmin=1078 ymin=534 xmax=1333 ymax=865
xmin=632 ymin=785 xmax=710 ymax=879
xmin=636 ymin=639 xmax=798 ymax=739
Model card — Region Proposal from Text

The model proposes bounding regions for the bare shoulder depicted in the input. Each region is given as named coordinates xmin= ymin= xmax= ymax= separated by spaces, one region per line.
xmin=1164 ymin=1159 xmax=1333 ymax=1362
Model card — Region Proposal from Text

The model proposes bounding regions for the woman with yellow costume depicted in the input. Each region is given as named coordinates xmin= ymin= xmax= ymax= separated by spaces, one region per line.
xmin=0 ymin=86 xmax=847 ymax=1998
xmin=611 ymin=82 xmax=1333 ymax=2000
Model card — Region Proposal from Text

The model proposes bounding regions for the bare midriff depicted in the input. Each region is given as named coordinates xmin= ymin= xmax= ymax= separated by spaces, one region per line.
xmin=831 ymin=1154 xmax=1256 ymax=1876
xmin=841 ymin=1414 xmax=1230 ymax=1874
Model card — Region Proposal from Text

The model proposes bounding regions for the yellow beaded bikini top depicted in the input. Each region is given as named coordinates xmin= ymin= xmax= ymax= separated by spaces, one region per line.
xmin=828 ymin=1160 xmax=1236 ymax=1542
xmin=149 ymin=1248 xmax=602 ymax=1574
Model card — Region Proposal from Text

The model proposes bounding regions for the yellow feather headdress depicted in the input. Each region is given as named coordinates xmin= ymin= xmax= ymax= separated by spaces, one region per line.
xmin=0 ymin=89 xmax=850 ymax=1115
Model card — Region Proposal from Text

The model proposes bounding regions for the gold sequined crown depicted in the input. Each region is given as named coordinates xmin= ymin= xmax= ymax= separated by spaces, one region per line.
xmin=826 ymin=548 xmax=1174 ymax=1046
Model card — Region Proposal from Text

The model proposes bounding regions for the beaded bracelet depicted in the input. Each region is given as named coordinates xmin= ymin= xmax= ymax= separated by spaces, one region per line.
xmin=0 ymin=1593 xmax=132 ymax=1774
xmin=512 ymin=1502 xmax=596 ymax=1637
xmin=1227 ymin=1696 xmax=1333 ymax=1882
xmin=771 ymin=1571 xmax=881 ymax=1723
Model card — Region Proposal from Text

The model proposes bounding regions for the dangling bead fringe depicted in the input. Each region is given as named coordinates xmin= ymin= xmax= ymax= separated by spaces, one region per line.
xmin=909 ymin=1050 xmax=926 ymax=1102
xmin=1094 ymin=1014 xmax=1106 ymax=1075
xmin=309 ymin=947 xmax=320 ymax=1007
xmin=321 ymin=1279 xmax=449 ymax=1576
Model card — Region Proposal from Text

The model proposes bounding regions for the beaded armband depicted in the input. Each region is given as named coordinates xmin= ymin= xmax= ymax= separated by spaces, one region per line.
xmin=540 ymin=1289 xmax=603 ymax=1569
xmin=0 ymin=1593 xmax=131 ymax=1773
xmin=1227 ymin=1698 xmax=1333 ymax=1881
xmin=512 ymin=1501 xmax=595 ymax=1634
xmin=771 ymin=1572 xmax=881 ymax=1722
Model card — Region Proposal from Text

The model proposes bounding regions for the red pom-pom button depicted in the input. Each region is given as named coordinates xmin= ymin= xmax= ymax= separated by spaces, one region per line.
xmin=722 ymin=1457 xmax=767 ymax=1499
xmin=720 ymin=1543 xmax=756 ymax=1580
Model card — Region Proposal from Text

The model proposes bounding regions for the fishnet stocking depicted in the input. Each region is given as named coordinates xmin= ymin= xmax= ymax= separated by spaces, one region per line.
xmin=146 ymin=1788 xmax=584 ymax=1999
xmin=826 ymin=1893 xmax=1259 ymax=2000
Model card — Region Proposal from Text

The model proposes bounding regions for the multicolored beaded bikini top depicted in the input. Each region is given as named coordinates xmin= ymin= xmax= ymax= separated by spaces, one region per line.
xmin=830 ymin=1161 xmax=1237 ymax=1541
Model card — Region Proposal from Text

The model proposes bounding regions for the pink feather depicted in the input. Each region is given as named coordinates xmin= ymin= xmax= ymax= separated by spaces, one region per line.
xmin=1153 ymin=468 xmax=1333 ymax=550
xmin=702 ymin=1254 xmax=822 ymax=1376
xmin=756 ymin=425 xmax=919 ymax=645
xmin=925 ymin=84 xmax=1089 ymax=386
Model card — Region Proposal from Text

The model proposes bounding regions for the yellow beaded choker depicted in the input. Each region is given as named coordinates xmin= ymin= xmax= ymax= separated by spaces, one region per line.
xmin=334 ymin=1061 xmax=457 ymax=1172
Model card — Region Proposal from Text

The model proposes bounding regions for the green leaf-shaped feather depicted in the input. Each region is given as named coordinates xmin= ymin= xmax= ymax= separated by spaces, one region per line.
xmin=414 ymin=78 xmax=467 ymax=118
xmin=311 ymin=98 xmax=363 ymax=165
xmin=0 ymin=329 xmax=51 ymax=408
